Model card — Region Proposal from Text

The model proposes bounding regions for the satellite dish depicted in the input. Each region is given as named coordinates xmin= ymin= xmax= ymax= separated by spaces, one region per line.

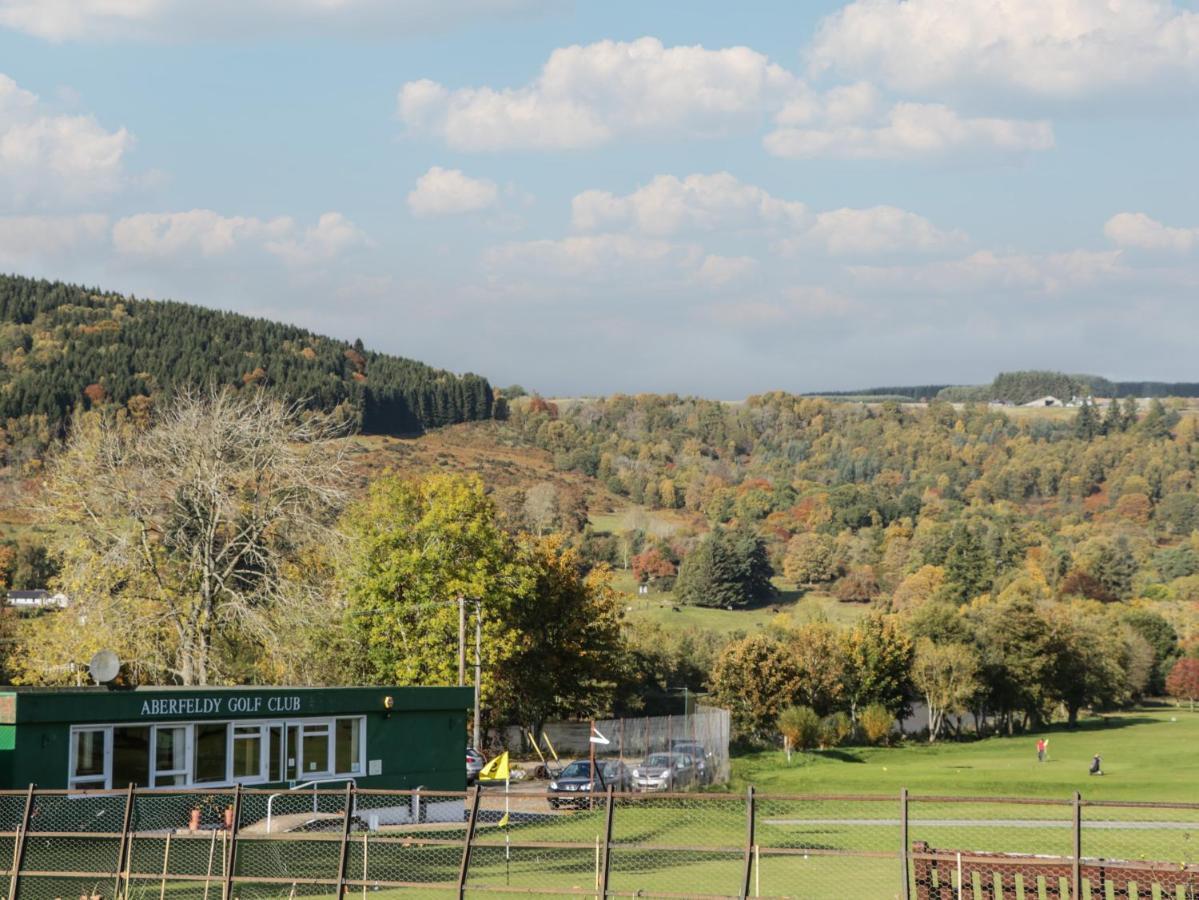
xmin=88 ymin=650 xmax=121 ymax=685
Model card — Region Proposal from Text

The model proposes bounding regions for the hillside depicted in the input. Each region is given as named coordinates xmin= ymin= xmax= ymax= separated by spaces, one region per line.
xmin=0 ymin=274 xmax=495 ymax=469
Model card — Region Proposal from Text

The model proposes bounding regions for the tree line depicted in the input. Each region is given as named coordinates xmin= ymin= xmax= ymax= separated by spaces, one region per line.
xmin=0 ymin=274 xmax=496 ymax=468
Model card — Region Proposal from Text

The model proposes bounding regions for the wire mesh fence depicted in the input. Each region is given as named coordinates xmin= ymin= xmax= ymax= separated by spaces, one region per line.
xmin=1 ymin=785 xmax=1198 ymax=898
xmin=539 ymin=706 xmax=732 ymax=788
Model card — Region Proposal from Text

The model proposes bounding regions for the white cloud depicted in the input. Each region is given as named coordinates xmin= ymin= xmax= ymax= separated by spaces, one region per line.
xmin=808 ymin=0 xmax=1199 ymax=99
xmin=408 ymin=166 xmax=499 ymax=217
xmin=484 ymin=233 xmax=696 ymax=279
xmin=0 ymin=0 xmax=559 ymax=41
xmin=0 ymin=213 xmax=109 ymax=265
xmin=850 ymin=249 xmax=1128 ymax=295
xmin=266 ymin=212 xmax=370 ymax=264
xmin=1105 ymin=212 xmax=1197 ymax=253
xmin=572 ymin=172 xmax=806 ymax=236
xmin=789 ymin=205 xmax=966 ymax=256
xmin=112 ymin=209 xmax=366 ymax=264
xmin=695 ymin=254 xmax=758 ymax=288
xmin=398 ymin=37 xmax=799 ymax=151
xmin=572 ymin=173 xmax=962 ymax=257
xmin=0 ymin=73 xmax=132 ymax=206
xmin=765 ymin=101 xmax=1053 ymax=160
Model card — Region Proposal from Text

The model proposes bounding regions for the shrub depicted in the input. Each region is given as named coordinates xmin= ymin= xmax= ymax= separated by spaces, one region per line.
xmin=777 ymin=705 xmax=821 ymax=752
xmin=820 ymin=711 xmax=853 ymax=748
xmin=859 ymin=703 xmax=894 ymax=746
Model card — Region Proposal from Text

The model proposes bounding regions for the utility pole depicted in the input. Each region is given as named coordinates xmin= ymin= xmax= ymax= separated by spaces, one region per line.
xmin=458 ymin=596 xmax=466 ymax=687
xmin=473 ymin=601 xmax=482 ymax=749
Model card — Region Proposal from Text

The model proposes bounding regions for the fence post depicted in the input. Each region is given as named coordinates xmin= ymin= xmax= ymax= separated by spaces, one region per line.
xmin=741 ymin=785 xmax=755 ymax=900
xmin=113 ymin=782 xmax=136 ymax=900
xmin=7 ymin=783 xmax=34 ymax=900
xmin=900 ymin=787 xmax=911 ymax=900
xmin=599 ymin=786 xmax=616 ymax=898
xmin=1072 ymin=791 xmax=1082 ymax=900
xmin=221 ymin=784 xmax=243 ymax=900
xmin=457 ymin=786 xmax=481 ymax=900
xmin=335 ymin=783 xmax=356 ymax=896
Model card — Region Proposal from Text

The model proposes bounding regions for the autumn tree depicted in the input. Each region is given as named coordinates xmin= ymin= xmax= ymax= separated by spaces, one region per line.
xmin=26 ymin=388 xmax=347 ymax=685
xmin=494 ymin=536 xmax=624 ymax=733
xmin=782 ymin=532 xmax=837 ymax=585
xmin=523 ymin=482 xmax=559 ymax=537
xmin=1166 ymin=658 xmax=1199 ymax=710
xmin=710 ymin=635 xmax=798 ymax=740
xmin=911 ymin=639 xmax=980 ymax=742
xmin=839 ymin=614 xmax=914 ymax=720
xmin=340 ymin=473 xmax=527 ymax=711
xmin=631 ymin=546 xmax=677 ymax=586
xmin=787 ymin=622 xmax=845 ymax=715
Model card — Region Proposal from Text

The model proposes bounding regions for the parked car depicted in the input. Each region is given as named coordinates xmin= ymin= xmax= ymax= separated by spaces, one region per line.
xmin=466 ymin=747 xmax=486 ymax=785
xmin=632 ymin=752 xmax=696 ymax=792
xmin=548 ymin=759 xmax=632 ymax=809
xmin=669 ymin=740 xmax=713 ymax=784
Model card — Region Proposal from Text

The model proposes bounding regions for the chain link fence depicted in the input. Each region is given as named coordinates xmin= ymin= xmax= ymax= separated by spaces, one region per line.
xmin=0 ymin=785 xmax=1197 ymax=897
xmin=539 ymin=706 xmax=732 ymax=787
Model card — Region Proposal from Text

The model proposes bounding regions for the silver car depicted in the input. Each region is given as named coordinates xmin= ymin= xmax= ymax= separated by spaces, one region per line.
xmin=466 ymin=747 xmax=486 ymax=785
xmin=632 ymin=752 xmax=695 ymax=792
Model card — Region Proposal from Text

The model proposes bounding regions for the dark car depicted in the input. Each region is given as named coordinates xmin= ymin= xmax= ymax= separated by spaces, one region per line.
xmin=548 ymin=759 xmax=632 ymax=809
xmin=632 ymin=752 xmax=696 ymax=792
xmin=466 ymin=747 xmax=486 ymax=785
xmin=669 ymin=740 xmax=713 ymax=784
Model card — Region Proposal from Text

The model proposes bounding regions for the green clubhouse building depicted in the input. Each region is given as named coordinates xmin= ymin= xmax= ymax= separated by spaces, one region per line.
xmin=0 ymin=685 xmax=473 ymax=792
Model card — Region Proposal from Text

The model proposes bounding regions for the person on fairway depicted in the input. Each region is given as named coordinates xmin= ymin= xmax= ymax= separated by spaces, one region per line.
xmin=1089 ymin=753 xmax=1103 ymax=776
xmin=1036 ymin=738 xmax=1045 ymax=762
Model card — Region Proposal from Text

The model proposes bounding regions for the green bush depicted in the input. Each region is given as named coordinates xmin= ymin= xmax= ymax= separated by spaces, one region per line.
xmin=859 ymin=703 xmax=894 ymax=746
xmin=777 ymin=705 xmax=821 ymax=751
xmin=820 ymin=711 xmax=853 ymax=748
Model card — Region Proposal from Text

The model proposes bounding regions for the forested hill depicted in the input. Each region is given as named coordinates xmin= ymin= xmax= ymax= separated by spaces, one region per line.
xmin=0 ymin=274 xmax=495 ymax=449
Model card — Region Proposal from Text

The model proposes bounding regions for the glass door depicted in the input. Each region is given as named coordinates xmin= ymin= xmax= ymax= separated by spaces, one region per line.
xmin=268 ymin=724 xmax=285 ymax=783
xmin=286 ymin=723 xmax=300 ymax=782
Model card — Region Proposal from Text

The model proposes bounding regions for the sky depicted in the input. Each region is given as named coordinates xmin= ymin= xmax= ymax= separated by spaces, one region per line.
xmin=1 ymin=0 xmax=1198 ymax=397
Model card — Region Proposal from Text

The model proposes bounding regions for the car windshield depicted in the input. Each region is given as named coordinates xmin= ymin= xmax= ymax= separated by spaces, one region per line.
xmin=645 ymin=754 xmax=672 ymax=768
xmin=600 ymin=761 xmax=621 ymax=776
xmin=560 ymin=761 xmax=592 ymax=778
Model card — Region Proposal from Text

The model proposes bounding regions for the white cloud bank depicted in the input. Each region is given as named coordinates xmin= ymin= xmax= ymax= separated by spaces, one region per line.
xmin=1105 ymin=212 xmax=1198 ymax=253
xmin=571 ymin=172 xmax=963 ymax=256
xmin=0 ymin=0 xmax=558 ymax=41
xmin=398 ymin=36 xmax=1054 ymax=161
xmin=808 ymin=0 xmax=1199 ymax=99
xmin=0 ymin=214 xmax=109 ymax=266
xmin=0 ymin=73 xmax=132 ymax=207
xmin=112 ymin=209 xmax=367 ymax=265
xmin=408 ymin=166 xmax=499 ymax=217
xmin=399 ymin=37 xmax=799 ymax=151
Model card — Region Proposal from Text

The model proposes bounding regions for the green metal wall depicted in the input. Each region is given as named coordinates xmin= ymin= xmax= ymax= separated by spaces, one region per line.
xmin=0 ymin=686 xmax=471 ymax=791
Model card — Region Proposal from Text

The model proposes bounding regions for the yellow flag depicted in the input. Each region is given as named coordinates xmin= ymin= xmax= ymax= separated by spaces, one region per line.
xmin=478 ymin=751 xmax=509 ymax=782
xmin=497 ymin=811 xmax=509 ymax=828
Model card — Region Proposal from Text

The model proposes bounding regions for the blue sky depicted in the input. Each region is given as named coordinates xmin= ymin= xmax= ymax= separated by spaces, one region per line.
xmin=1 ymin=0 xmax=1198 ymax=396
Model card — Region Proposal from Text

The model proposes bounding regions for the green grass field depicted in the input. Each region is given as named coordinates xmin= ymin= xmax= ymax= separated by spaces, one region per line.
xmin=731 ymin=706 xmax=1199 ymax=803
xmin=613 ymin=571 xmax=868 ymax=636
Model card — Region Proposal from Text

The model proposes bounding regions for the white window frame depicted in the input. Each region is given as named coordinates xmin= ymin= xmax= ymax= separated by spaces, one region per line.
xmin=231 ymin=724 xmax=267 ymax=784
xmin=150 ymin=724 xmax=190 ymax=788
xmin=68 ymin=715 xmax=367 ymax=790
xmin=69 ymin=727 xmax=111 ymax=790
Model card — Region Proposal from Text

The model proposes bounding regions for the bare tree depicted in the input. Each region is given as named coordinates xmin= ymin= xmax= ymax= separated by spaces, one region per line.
xmin=523 ymin=482 xmax=558 ymax=538
xmin=39 ymin=388 xmax=349 ymax=685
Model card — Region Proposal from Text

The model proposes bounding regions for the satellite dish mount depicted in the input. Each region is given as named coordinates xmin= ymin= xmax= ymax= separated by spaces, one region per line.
xmin=88 ymin=650 xmax=121 ymax=686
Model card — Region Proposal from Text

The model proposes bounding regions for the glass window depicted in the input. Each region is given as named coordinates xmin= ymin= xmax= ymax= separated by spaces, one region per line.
xmin=193 ymin=723 xmax=229 ymax=784
xmin=71 ymin=729 xmax=107 ymax=789
xmin=232 ymin=726 xmax=263 ymax=780
xmin=112 ymin=726 xmax=150 ymax=788
xmin=301 ymin=724 xmax=329 ymax=774
xmin=154 ymin=726 xmax=188 ymax=787
xmin=335 ymin=718 xmax=362 ymax=774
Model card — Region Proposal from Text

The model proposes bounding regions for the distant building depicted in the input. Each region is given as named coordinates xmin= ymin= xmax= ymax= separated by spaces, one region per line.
xmin=1021 ymin=396 xmax=1061 ymax=407
xmin=5 ymin=589 xmax=69 ymax=609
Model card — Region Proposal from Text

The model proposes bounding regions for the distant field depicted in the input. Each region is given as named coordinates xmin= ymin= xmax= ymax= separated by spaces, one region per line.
xmin=732 ymin=706 xmax=1199 ymax=803
xmin=611 ymin=570 xmax=868 ymax=635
